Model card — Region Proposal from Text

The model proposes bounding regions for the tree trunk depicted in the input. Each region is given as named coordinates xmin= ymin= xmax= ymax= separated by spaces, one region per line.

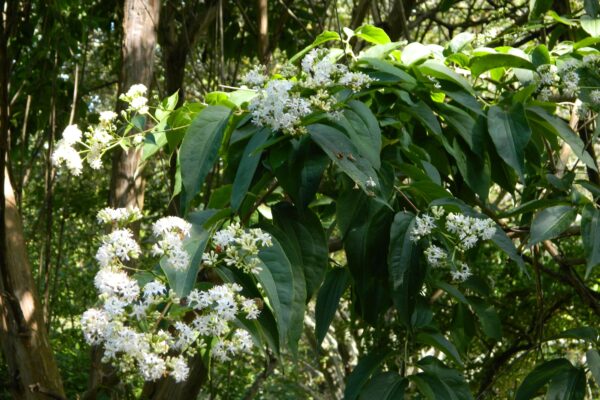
xmin=85 ymin=1 xmax=160 ymax=398
xmin=257 ymin=0 xmax=269 ymax=63
xmin=109 ymin=0 xmax=160 ymax=210
xmin=0 ymin=1 xmax=65 ymax=397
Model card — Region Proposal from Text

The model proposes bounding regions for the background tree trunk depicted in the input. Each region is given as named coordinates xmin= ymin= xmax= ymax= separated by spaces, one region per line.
xmin=0 ymin=1 xmax=65 ymax=398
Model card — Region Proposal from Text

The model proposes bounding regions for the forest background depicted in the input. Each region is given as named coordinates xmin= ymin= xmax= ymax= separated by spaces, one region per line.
xmin=1 ymin=0 xmax=600 ymax=399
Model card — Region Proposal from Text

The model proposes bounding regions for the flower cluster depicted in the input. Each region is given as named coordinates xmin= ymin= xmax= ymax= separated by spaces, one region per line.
xmin=535 ymin=57 xmax=600 ymax=113
xmin=151 ymin=217 xmax=192 ymax=271
xmin=52 ymin=124 xmax=84 ymax=175
xmin=53 ymin=84 xmax=151 ymax=175
xmin=202 ymin=222 xmax=272 ymax=275
xmin=119 ymin=83 xmax=149 ymax=115
xmin=81 ymin=208 xmax=261 ymax=383
xmin=242 ymin=48 xmax=374 ymax=135
xmin=410 ymin=206 xmax=496 ymax=282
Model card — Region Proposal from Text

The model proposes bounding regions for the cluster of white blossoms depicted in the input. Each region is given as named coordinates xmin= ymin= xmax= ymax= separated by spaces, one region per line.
xmin=82 ymin=208 xmax=261 ymax=383
xmin=242 ymin=48 xmax=374 ymax=135
xmin=53 ymin=84 xmax=151 ymax=175
xmin=410 ymin=206 xmax=497 ymax=282
xmin=202 ymin=222 xmax=272 ymax=275
xmin=535 ymin=57 xmax=600 ymax=112
xmin=151 ymin=217 xmax=192 ymax=271
xmin=52 ymin=124 xmax=84 ymax=175
xmin=119 ymin=83 xmax=149 ymax=115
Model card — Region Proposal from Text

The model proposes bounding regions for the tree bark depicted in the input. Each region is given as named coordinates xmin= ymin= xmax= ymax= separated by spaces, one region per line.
xmin=109 ymin=0 xmax=160 ymax=210
xmin=257 ymin=0 xmax=269 ymax=63
xmin=85 ymin=1 xmax=160 ymax=398
xmin=0 ymin=1 xmax=65 ymax=397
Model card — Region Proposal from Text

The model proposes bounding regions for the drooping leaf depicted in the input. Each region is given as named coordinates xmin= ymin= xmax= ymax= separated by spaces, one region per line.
xmin=360 ymin=57 xmax=417 ymax=88
xmin=388 ymin=212 xmax=425 ymax=327
xmin=545 ymin=326 xmax=599 ymax=342
xmin=231 ymin=127 xmax=271 ymax=212
xmin=419 ymin=60 xmax=474 ymax=94
xmin=487 ymin=103 xmax=531 ymax=182
xmin=272 ymin=202 xmax=328 ymax=300
xmin=581 ymin=16 xmax=600 ymax=37
xmin=179 ymin=106 xmax=232 ymax=210
xmin=467 ymin=297 xmax=502 ymax=340
xmin=340 ymin=100 xmax=382 ymax=169
xmin=416 ymin=331 xmax=463 ymax=366
xmin=308 ymin=123 xmax=380 ymax=194
xmin=417 ymin=357 xmax=473 ymax=400
xmin=528 ymin=205 xmax=577 ymax=246
xmin=344 ymin=350 xmax=388 ymax=400
xmin=581 ymin=204 xmax=600 ymax=277
xmin=586 ymin=349 xmax=600 ymax=386
xmin=256 ymin=237 xmax=296 ymax=349
xmin=315 ymin=268 xmax=351 ymax=346
xmin=359 ymin=372 xmax=406 ymax=400
xmin=546 ymin=367 xmax=586 ymax=400
xmin=515 ymin=358 xmax=574 ymax=400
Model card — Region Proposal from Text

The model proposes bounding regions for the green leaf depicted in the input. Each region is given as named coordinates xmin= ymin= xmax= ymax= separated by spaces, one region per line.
xmin=581 ymin=16 xmax=600 ymax=37
xmin=529 ymin=0 xmax=553 ymax=19
xmin=360 ymin=58 xmax=417 ymax=88
xmin=411 ymin=373 xmax=457 ymax=399
xmin=257 ymin=237 xmax=295 ymax=348
xmin=581 ymin=205 xmax=600 ymax=278
xmin=161 ymin=209 xmax=219 ymax=297
xmin=344 ymin=350 xmax=388 ymax=400
xmin=467 ymin=297 xmax=502 ymax=340
xmin=416 ymin=332 xmax=463 ymax=366
xmin=416 ymin=357 xmax=473 ymax=400
xmin=289 ymin=31 xmax=341 ymax=63
xmin=401 ymin=42 xmax=432 ymax=65
xmin=487 ymin=103 xmax=532 ymax=182
xmin=527 ymin=107 xmax=598 ymax=172
xmin=447 ymin=32 xmax=475 ymax=54
xmin=359 ymin=372 xmax=406 ymax=400
xmin=585 ymin=0 xmax=600 ymax=17
xmin=315 ymin=268 xmax=351 ymax=346
xmin=260 ymin=223 xmax=306 ymax=356
xmin=419 ymin=60 xmax=474 ymax=94
xmin=531 ymin=45 xmax=551 ymax=67
xmin=308 ymin=123 xmax=380 ymax=194
xmin=179 ymin=106 xmax=232 ymax=210
xmin=470 ymin=53 xmax=535 ymax=77
xmin=355 ymin=24 xmax=391 ymax=44
xmin=142 ymin=124 xmax=168 ymax=161
xmin=515 ymin=358 xmax=574 ymax=400
xmin=388 ymin=212 xmax=425 ymax=327
xmin=528 ymin=205 xmax=577 ymax=246
xmin=546 ymin=367 xmax=586 ymax=400
xmin=586 ymin=349 xmax=600 ymax=386
xmin=340 ymin=100 xmax=382 ymax=169
xmin=231 ymin=128 xmax=271 ymax=212
xmin=272 ymin=203 xmax=328 ymax=301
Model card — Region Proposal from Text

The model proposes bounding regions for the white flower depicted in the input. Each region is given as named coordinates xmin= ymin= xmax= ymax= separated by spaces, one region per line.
xmin=242 ymin=66 xmax=267 ymax=88
xmin=81 ymin=308 xmax=109 ymax=344
xmin=590 ymin=89 xmax=600 ymax=105
xmin=130 ymin=96 xmax=149 ymax=114
xmin=95 ymin=229 xmax=141 ymax=267
xmin=52 ymin=142 xmax=83 ymax=175
xmin=451 ymin=262 xmax=471 ymax=282
xmin=125 ymin=84 xmax=148 ymax=98
xmin=411 ymin=214 xmax=436 ymax=242
xmin=143 ymin=280 xmax=167 ymax=301
xmin=339 ymin=71 xmax=374 ymax=91
xmin=94 ymin=269 xmax=140 ymax=303
xmin=242 ymin=299 xmax=260 ymax=319
xmin=139 ymin=353 xmax=167 ymax=381
xmin=538 ymin=87 xmax=553 ymax=102
xmin=96 ymin=207 xmax=142 ymax=225
xmin=99 ymin=111 xmax=118 ymax=124
xmin=62 ymin=124 xmax=83 ymax=145
xmin=424 ymin=245 xmax=447 ymax=267
xmin=170 ymin=356 xmax=189 ymax=383
xmin=365 ymin=176 xmax=376 ymax=189
xmin=152 ymin=216 xmax=192 ymax=237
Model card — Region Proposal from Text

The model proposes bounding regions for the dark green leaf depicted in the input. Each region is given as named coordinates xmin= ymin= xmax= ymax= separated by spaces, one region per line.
xmin=359 ymin=372 xmax=406 ymax=400
xmin=586 ymin=349 xmax=600 ymax=386
xmin=467 ymin=297 xmax=502 ymax=340
xmin=487 ymin=103 xmax=531 ymax=182
xmin=515 ymin=358 xmax=574 ymax=400
xmin=231 ymin=128 xmax=271 ymax=212
xmin=315 ymin=268 xmax=351 ymax=346
xmin=581 ymin=204 xmax=600 ymax=278
xmin=179 ymin=106 xmax=232 ymax=209
xmin=416 ymin=332 xmax=463 ymax=366
xmin=546 ymin=367 xmax=586 ymax=400
xmin=528 ymin=205 xmax=577 ymax=246
xmin=419 ymin=60 xmax=474 ymax=94
xmin=545 ymin=326 xmax=599 ymax=342
xmin=388 ymin=212 xmax=425 ymax=327
xmin=344 ymin=350 xmax=388 ymax=400
xmin=417 ymin=357 xmax=473 ymax=400
xmin=340 ymin=100 xmax=382 ymax=169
